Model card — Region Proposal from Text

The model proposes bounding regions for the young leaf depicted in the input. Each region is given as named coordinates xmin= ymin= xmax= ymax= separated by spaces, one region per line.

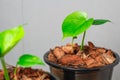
xmin=0 ymin=25 xmax=24 ymax=57
xmin=74 ymin=18 xmax=94 ymax=36
xmin=62 ymin=11 xmax=94 ymax=39
xmin=93 ymin=19 xmax=111 ymax=25
xmin=17 ymin=54 xmax=45 ymax=67
xmin=62 ymin=11 xmax=88 ymax=39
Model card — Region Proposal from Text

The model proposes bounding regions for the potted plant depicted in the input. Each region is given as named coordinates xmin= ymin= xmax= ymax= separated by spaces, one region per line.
xmin=44 ymin=11 xmax=120 ymax=80
xmin=0 ymin=25 xmax=58 ymax=80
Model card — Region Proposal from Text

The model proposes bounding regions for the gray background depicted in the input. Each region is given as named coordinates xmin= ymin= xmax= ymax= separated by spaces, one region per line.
xmin=0 ymin=0 xmax=120 ymax=80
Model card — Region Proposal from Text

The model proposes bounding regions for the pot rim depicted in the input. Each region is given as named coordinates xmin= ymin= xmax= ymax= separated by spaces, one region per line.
xmin=44 ymin=51 xmax=119 ymax=71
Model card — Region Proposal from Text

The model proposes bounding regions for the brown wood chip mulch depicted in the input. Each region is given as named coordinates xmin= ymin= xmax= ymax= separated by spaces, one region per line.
xmin=0 ymin=67 xmax=50 ymax=80
xmin=48 ymin=42 xmax=116 ymax=68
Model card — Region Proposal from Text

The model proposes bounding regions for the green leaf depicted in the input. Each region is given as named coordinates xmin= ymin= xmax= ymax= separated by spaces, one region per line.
xmin=17 ymin=54 xmax=45 ymax=67
xmin=62 ymin=11 xmax=94 ymax=39
xmin=93 ymin=19 xmax=111 ymax=25
xmin=0 ymin=25 xmax=24 ymax=57
xmin=74 ymin=18 xmax=94 ymax=36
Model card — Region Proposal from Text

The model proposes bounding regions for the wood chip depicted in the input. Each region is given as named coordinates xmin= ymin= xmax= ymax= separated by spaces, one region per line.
xmin=102 ymin=53 xmax=116 ymax=64
xmin=62 ymin=45 xmax=74 ymax=54
xmin=53 ymin=47 xmax=65 ymax=59
xmin=88 ymin=41 xmax=95 ymax=48
xmin=60 ymin=55 xmax=84 ymax=66
xmin=85 ymin=57 xmax=95 ymax=66
xmin=96 ymin=48 xmax=106 ymax=53
xmin=48 ymin=51 xmax=57 ymax=63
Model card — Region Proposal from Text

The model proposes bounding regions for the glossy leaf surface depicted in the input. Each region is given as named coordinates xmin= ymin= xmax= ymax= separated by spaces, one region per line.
xmin=62 ymin=11 xmax=93 ymax=39
xmin=0 ymin=25 xmax=24 ymax=57
xmin=17 ymin=54 xmax=44 ymax=67
xmin=74 ymin=18 xmax=94 ymax=36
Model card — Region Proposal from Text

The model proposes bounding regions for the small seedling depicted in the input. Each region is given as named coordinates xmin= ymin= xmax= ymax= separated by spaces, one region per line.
xmin=0 ymin=25 xmax=24 ymax=80
xmin=62 ymin=11 xmax=110 ymax=50
xmin=0 ymin=25 xmax=45 ymax=80
xmin=14 ymin=54 xmax=44 ymax=80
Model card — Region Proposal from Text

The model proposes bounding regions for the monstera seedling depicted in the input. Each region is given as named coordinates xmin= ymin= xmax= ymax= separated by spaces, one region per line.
xmin=0 ymin=25 xmax=24 ymax=80
xmin=62 ymin=11 xmax=110 ymax=50
xmin=14 ymin=54 xmax=44 ymax=79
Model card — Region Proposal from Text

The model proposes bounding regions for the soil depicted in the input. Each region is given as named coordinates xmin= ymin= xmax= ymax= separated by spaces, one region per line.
xmin=0 ymin=66 xmax=51 ymax=80
xmin=48 ymin=42 xmax=116 ymax=68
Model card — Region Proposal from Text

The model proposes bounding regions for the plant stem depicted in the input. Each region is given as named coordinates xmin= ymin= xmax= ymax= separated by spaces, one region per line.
xmin=14 ymin=64 xmax=18 ymax=80
xmin=0 ymin=57 xmax=10 ymax=80
xmin=72 ymin=37 xmax=74 ymax=45
xmin=80 ymin=31 xmax=86 ymax=50
xmin=71 ymin=36 xmax=77 ymax=47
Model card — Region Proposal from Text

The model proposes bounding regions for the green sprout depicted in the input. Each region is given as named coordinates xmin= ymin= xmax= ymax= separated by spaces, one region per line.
xmin=62 ymin=11 xmax=110 ymax=50
xmin=0 ymin=25 xmax=45 ymax=80
xmin=14 ymin=54 xmax=44 ymax=80
xmin=0 ymin=25 xmax=24 ymax=80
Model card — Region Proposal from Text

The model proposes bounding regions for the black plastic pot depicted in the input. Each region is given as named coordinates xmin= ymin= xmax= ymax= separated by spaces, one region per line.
xmin=44 ymin=51 xmax=119 ymax=80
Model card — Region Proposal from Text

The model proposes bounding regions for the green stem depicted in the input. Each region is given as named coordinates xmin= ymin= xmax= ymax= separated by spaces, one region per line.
xmin=71 ymin=36 xmax=77 ymax=47
xmin=80 ymin=31 xmax=86 ymax=50
xmin=0 ymin=57 xmax=10 ymax=80
xmin=14 ymin=64 xmax=18 ymax=80
xmin=72 ymin=37 xmax=74 ymax=45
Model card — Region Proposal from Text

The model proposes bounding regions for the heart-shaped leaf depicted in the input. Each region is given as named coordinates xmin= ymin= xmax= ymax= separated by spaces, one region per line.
xmin=74 ymin=18 xmax=94 ymax=36
xmin=62 ymin=11 xmax=93 ymax=39
xmin=0 ymin=25 xmax=24 ymax=57
xmin=17 ymin=54 xmax=45 ymax=67
xmin=93 ymin=19 xmax=111 ymax=25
